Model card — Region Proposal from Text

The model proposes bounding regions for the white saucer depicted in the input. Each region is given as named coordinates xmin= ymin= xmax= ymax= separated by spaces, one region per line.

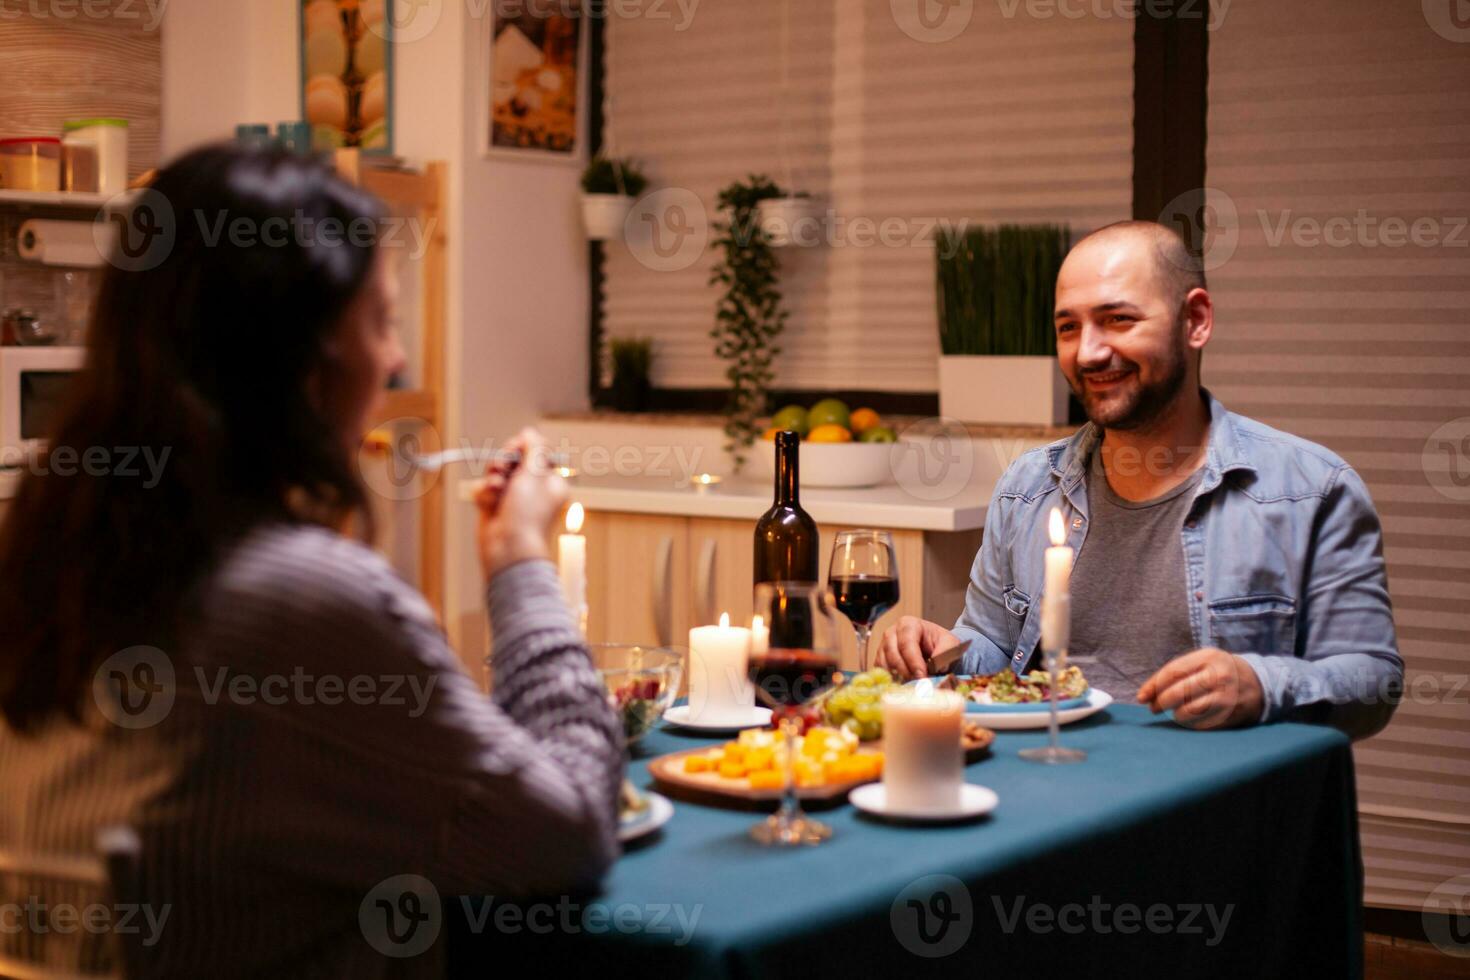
xmin=618 ymin=791 xmax=674 ymax=843
xmin=661 ymin=704 xmax=772 ymax=732
xmin=849 ymin=783 xmax=999 ymax=823
xmin=970 ymin=689 xmax=1113 ymax=731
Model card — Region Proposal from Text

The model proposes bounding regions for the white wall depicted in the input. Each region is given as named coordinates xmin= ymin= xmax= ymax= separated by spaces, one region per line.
xmin=160 ymin=0 xmax=591 ymax=665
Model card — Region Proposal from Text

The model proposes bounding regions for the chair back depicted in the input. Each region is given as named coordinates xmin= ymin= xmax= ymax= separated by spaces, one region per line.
xmin=0 ymin=827 xmax=142 ymax=980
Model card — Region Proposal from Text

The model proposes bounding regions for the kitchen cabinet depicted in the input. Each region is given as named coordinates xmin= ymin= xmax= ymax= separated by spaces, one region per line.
xmin=582 ymin=509 xmax=981 ymax=672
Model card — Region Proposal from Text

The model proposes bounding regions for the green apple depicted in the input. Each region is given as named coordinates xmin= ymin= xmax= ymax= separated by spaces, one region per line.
xmin=770 ymin=404 xmax=809 ymax=437
xmin=807 ymin=398 xmax=850 ymax=431
xmin=858 ymin=426 xmax=897 ymax=444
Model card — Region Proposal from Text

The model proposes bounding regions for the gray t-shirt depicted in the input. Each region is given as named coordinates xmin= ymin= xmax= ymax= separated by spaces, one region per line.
xmin=1067 ymin=448 xmax=1205 ymax=699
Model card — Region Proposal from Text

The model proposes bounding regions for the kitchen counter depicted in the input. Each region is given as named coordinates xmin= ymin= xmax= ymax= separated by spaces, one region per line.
xmin=457 ymin=431 xmax=1051 ymax=531
xmin=542 ymin=473 xmax=988 ymax=532
xmin=457 ymin=414 xmax=1064 ymax=532
xmin=543 ymin=410 xmax=1077 ymax=442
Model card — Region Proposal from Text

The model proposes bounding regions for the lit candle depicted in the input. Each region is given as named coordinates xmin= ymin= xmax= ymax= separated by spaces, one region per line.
xmin=750 ymin=614 xmax=770 ymax=655
xmin=558 ymin=503 xmax=587 ymax=634
xmin=1042 ymin=506 xmax=1072 ymax=655
xmin=688 ymin=612 xmax=754 ymax=725
xmin=881 ymin=680 xmax=965 ymax=811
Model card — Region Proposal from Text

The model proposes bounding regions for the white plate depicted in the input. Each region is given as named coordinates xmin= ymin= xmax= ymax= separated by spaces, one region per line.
xmin=968 ymin=689 xmax=1113 ymax=730
xmin=618 ymin=791 xmax=674 ymax=843
xmin=849 ymin=783 xmax=998 ymax=822
xmin=661 ymin=704 xmax=772 ymax=732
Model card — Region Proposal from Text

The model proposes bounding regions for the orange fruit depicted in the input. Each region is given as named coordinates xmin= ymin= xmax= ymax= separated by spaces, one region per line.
xmin=807 ymin=424 xmax=853 ymax=444
xmin=850 ymin=408 xmax=881 ymax=433
xmin=762 ymin=428 xmax=780 ymax=441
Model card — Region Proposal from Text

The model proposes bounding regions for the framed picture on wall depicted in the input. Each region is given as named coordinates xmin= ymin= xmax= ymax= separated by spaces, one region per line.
xmin=300 ymin=0 xmax=394 ymax=155
xmin=480 ymin=0 xmax=586 ymax=162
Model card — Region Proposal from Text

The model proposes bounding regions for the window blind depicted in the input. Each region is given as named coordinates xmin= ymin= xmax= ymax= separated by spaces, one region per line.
xmin=602 ymin=0 xmax=1132 ymax=391
xmin=1205 ymin=0 xmax=1470 ymax=912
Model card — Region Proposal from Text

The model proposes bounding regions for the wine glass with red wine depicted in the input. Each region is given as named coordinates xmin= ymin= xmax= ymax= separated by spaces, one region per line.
xmin=748 ymin=582 xmax=842 ymax=846
xmin=828 ymin=530 xmax=900 ymax=672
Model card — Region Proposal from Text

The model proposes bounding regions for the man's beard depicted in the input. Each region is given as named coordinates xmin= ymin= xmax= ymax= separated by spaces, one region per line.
xmin=1074 ymin=338 xmax=1189 ymax=432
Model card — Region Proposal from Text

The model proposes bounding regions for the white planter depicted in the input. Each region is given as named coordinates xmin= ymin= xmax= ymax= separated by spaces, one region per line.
xmin=581 ymin=193 xmax=635 ymax=241
xmin=757 ymin=196 xmax=822 ymax=247
xmin=938 ymin=355 xmax=1070 ymax=426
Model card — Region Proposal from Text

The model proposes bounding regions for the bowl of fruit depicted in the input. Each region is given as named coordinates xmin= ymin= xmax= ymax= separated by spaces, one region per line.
xmin=589 ymin=644 xmax=684 ymax=744
xmin=757 ymin=399 xmax=901 ymax=488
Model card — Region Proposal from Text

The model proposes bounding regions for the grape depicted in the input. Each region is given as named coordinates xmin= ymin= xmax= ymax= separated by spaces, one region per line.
xmin=822 ymin=669 xmax=899 ymax=739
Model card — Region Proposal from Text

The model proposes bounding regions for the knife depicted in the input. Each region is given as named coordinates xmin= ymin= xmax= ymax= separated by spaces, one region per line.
xmin=926 ymin=639 xmax=972 ymax=676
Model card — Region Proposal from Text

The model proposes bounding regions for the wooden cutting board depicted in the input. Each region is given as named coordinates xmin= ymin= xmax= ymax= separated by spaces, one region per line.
xmin=647 ymin=723 xmax=995 ymax=810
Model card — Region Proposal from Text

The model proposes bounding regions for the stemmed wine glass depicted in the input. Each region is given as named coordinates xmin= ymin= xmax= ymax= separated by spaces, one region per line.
xmin=747 ymin=582 xmax=842 ymax=846
xmin=828 ymin=530 xmax=900 ymax=672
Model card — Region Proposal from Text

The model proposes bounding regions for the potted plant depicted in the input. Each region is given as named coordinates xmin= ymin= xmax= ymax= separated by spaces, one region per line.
xmin=710 ymin=174 xmax=789 ymax=469
xmin=580 ymin=156 xmax=648 ymax=241
xmin=757 ymin=190 xmax=821 ymax=247
xmin=935 ymin=224 xmax=1071 ymax=426
xmin=607 ymin=336 xmax=654 ymax=413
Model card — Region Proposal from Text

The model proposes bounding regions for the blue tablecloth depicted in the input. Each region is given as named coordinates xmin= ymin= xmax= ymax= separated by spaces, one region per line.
xmin=449 ymin=704 xmax=1362 ymax=978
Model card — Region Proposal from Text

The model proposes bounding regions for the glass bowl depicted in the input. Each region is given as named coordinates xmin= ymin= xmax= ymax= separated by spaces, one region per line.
xmin=588 ymin=644 xmax=684 ymax=744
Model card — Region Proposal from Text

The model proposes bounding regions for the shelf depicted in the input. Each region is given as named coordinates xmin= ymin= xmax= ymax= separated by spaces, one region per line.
xmin=0 ymin=188 xmax=136 ymax=210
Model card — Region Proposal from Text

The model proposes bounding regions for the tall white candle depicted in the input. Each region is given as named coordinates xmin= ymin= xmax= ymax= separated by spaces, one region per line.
xmin=881 ymin=680 xmax=965 ymax=811
xmin=558 ymin=502 xmax=587 ymax=633
xmin=688 ymin=613 xmax=754 ymax=724
xmin=1042 ymin=506 xmax=1072 ymax=654
xmin=750 ymin=614 xmax=770 ymax=655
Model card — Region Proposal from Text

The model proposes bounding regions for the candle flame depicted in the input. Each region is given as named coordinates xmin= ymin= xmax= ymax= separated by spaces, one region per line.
xmin=719 ymin=612 xmax=730 ymax=628
xmin=565 ymin=502 xmax=585 ymax=534
xmin=751 ymin=614 xmax=764 ymax=630
xmin=1049 ymin=506 xmax=1065 ymax=546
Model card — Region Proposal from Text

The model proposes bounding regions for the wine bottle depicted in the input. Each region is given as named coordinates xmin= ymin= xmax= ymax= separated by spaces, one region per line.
xmin=753 ymin=430 xmax=819 ymax=587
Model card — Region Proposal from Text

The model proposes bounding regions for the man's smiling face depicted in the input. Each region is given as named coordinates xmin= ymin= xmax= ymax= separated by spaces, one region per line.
xmin=1053 ymin=233 xmax=1192 ymax=431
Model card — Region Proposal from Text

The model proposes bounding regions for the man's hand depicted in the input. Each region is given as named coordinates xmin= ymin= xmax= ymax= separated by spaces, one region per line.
xmin=877 ymin=616 xmax=959 ymax=680
xmin=1137 ymin=648 xmax=1264 ymax=730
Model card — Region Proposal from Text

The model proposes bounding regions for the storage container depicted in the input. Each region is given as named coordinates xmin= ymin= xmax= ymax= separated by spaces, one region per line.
xmin=61 ymin=118 xmax=128 ymax=195
xmin=0 ymin=138 xmax=62 ymax=192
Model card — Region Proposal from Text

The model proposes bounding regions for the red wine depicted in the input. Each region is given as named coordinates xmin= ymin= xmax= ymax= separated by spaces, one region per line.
xmin=754 ymin=431 xmax=819 ymax=587
xmin=748 ymin=648 xmax=839 ymax=710
xmin=830 ymin=574 xmax=900 ymax=629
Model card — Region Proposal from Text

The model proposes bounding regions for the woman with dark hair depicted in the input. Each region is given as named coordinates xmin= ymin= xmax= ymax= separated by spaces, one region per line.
xmin=0 ymin=145 xmax=622 ymax=976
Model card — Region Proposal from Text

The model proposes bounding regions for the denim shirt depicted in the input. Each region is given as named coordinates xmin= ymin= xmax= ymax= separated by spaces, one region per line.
xmin=953 ymin=388 xmax=1403 ymax=740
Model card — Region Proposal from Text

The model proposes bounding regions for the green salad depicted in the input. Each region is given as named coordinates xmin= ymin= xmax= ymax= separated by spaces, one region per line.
xmin=944 ymin=666 xmax=1088 ymax=704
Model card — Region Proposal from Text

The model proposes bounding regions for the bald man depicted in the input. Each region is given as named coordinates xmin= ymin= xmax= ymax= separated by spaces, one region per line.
xmin=879 ymin=221 xmax=1403 ymax=739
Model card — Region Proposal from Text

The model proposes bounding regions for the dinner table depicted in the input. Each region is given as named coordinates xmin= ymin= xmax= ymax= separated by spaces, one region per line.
xmin=448 ymin=702 xmax=1362 ymax=978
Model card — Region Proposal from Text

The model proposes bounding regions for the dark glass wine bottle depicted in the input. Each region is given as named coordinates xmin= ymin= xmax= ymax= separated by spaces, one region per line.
xmin=754 ymin=430 xmax=819 ymax=587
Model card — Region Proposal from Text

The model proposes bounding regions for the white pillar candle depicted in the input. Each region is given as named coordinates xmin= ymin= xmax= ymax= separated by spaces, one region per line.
xmin=881 ymin=680 xmax=965 ymax=811
xmin=1041 ymin=506 xmax=1072 ymax=654
xmin=688 ymin=613 xmax=754 ymax=724
xmin=558 ymin=502 xmax=587 ymax=633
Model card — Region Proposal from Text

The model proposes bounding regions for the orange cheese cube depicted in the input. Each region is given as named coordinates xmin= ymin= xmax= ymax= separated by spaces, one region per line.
xmin=748 ymin=770 xmax=784 ymax=791
xmin=744 ymin=747 xmax=775 ymax=772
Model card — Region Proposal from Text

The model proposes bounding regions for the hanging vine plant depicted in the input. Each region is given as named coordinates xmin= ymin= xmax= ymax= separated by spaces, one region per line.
xmin=710 ymin=174 xmax=790 ymax=470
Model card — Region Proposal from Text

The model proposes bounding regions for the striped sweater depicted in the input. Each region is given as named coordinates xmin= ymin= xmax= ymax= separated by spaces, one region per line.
xmin=0 ymin=523 xmax=624 ymax=977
